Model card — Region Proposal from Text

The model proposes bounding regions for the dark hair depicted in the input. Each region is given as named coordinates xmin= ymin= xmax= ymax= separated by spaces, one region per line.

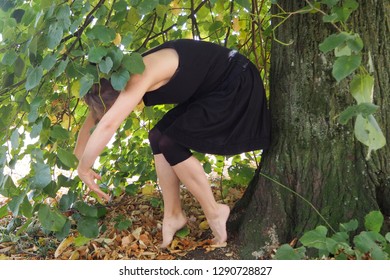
xmin=84 ymin=78 xmax=120 ymax=121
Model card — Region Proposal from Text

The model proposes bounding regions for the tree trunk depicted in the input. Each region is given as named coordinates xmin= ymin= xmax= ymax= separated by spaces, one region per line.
xmin=228 ymin=0 xmax=390 ymax=259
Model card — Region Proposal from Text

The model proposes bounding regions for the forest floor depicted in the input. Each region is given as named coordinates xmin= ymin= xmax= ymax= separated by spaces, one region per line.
xmin=0 ymin=184 xmax=248 ymax=260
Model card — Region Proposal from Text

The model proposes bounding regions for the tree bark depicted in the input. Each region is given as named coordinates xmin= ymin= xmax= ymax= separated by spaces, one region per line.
xmin=228 ymin=0 xmax=390 ymax=259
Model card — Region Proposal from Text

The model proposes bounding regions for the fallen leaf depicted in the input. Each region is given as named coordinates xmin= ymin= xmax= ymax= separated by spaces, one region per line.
xmin=141 ymin=183 xmax=154 ymax=196
xmin=199 ymin=220 xmax=209 ymax=230
xmin=0 ymin=254 xmax=9 ymax=260
xmin=121 ymin=235 xmax=133 ymax=247
xmin=132 ymin=227 xmax=142 ymax=240
xmin=55 ymin=236 xmax=74 ymax=258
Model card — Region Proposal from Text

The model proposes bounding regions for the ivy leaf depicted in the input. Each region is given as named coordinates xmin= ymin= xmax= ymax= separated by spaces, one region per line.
xmin=299 ymin=225 xmax=328 ymax=250
xmin=38 ymin=204 xmax=67 ymax=232
xmin=26 ymin=66 xmax=43 ymax=91
xmin=321 ymin=0 xmax=340 ymax=7
xmin=111 ymin=69 xmax=130 ymax=91
xmin=319 ymin=32 xmax=349 ymax=53
xmin=354 ymin=114 xmax=386 ymax=160
xmin=274 ymin=244 xmax=305 ymax=260
xmin=332 ymin=54 xmax=361 ymax=82
xmin=364 ymin=211 xmax=384 ymax=233
xmin=339 ymin=103 xmax=379 ymax=125
xmin=350 ymin=74 xmax=374 ymax=104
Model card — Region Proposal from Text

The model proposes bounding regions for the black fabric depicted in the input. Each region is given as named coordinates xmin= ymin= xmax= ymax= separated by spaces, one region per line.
xmin=148 ymin=127 xmax=193 ymax=166
xmin=142 ymin=39 xmax=271 ymax=156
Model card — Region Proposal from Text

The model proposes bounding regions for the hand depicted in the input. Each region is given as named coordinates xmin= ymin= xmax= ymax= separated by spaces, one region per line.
xmin=77 ymin=166 xmax=111 ymax=202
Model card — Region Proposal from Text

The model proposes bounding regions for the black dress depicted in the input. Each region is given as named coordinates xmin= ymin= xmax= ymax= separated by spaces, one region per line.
xmin=142 ymin=39 xmax=270 ymax=155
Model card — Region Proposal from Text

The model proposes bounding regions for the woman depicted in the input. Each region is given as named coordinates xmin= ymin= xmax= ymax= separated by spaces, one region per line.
xmin=74 ymin=39 xmax=271 ymax=248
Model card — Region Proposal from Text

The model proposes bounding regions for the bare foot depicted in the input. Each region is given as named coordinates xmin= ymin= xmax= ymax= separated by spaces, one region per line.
xmin=207 ymin=204 xmax=230 ymax=245
xmin=160 ymin=213 xmax=187 ymax=248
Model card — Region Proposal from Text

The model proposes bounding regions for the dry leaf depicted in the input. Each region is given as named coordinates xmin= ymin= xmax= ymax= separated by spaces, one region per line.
xmin=132 ymin=227 xmax=142 ymax=240
xmin=121 ymin=236 xmax=133 ymax=247
xmin=69 ymin=251 xmax=80 ymax=260
xmin=141 ymin=183 xmax=154 ymax=196
xmin=55 ymin=236 xmax=74 ymax=258
xmin=199 ymin=220 xmax=209 ymax=230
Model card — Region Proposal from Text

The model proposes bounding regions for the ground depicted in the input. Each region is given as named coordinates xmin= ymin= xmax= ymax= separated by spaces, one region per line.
xmin=0 ymin=184 xmax=245 ymax=260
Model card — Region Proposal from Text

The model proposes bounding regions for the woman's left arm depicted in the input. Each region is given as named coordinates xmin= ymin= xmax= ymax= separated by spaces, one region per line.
xmin=77 ymin=75 xmax=149 ymax=201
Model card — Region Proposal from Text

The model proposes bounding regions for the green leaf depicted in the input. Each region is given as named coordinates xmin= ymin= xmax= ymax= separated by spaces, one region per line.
xmin=332 ymin=54 xmax=361 ymax=82
xmin=0 ymin=175 xmax=19 ymax=197
xmin=354 ymin=231 xmax=387 ymax=260
xmin=31 ymin=162 xmax=51 ymax=189
xmin=350 ymin=74 xmax=374 ymax=104
xmin=274 ymin=244 xmax=306 ymax=260
xmin=74 ymin=235 xmax=91 ymax=246
xmin=77 ymin=216 xmax=99 ymax=238
xmin=321 ymin=0 xmax=339 ymax=7
xmin=235 ymin=0 xmax=251 ymax=10
xmin=74 ymin=201 xmax=98 ymax=217
xmin=79 ymin=74 xmax=95 ymax=98
xmin=319 ymin=32 xmax=349 ymax=53
xmin=47 ymin=23 xmax=63 ymax=49
xmin=88 ymin=46 xmax=108 ymax=63
xmin=347 ymin=34 xmax=363 ymax=52
xmin=86 ymin=25 xmax=116 ymax=43
xmin=137 ymin=0 xmax=159 ymax=15
xmin=111 ymin=69 xmax=130 ymax=91
xmin=1 ymin=50 xmax=18 ymax=65
xmin=50 ymin=125 xmax=70 ymax=139
xmin=175 ymin=227 xmax=190 ymax=238
xmin=339 ymin=103 xmax=379 ymax=125
xmin=7 ymin=193 xmax=26 ymax=217
xmin=299 ymin=225 xmax=328 ymax=250
xmin=0 ymin=204 xmax=8 ymax=219
xmin=10 ymin=129 xmax=19 ymax=150
xmin=364 ymin=211 xmax=384 ymax=233
xmin=385 ymin=233 xmax=390 ymax=243
xmin=57 ymin=148 xmax=78 ymax=169
xmin=122 ymin=53 xmax=145 ymax=74
xmin=38 ymin=204 xmax=67 ymax=232
xmin=26 ymin=66 xmax=43 ymax=90
xmin=41 ymin=54 xmax=57 ymax=71
xmin=354 ymin=114 xmax=386 ymax=159
xmin=54 ymin=58 xmax=69 ymax=78
xmin=99 ymin=57 xmax=113 ymax=74
xmin=59 ymin=191 xmax=77 ymax=211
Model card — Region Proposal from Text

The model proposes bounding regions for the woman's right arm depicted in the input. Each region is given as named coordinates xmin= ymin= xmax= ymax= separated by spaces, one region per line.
xmin=74 ymin=112 xmax=96 ymax=160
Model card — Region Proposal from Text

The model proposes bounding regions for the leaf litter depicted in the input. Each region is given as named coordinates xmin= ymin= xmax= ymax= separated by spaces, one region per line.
xmin=0 ymin=184 xmax=245 ymax=260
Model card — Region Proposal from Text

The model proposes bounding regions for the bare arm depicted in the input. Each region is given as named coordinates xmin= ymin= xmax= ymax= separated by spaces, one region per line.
xmin=76 ymin=48 xmax=179 ymax=201
xmin=74 ymin=112 xmax=96 ymax=160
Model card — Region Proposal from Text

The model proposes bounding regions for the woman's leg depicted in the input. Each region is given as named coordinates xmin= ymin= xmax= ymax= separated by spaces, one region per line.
xmin=154 ymin=154 xmax=187 ymax=248
xmin=172 ymin=156 xmax=230 ymax=245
